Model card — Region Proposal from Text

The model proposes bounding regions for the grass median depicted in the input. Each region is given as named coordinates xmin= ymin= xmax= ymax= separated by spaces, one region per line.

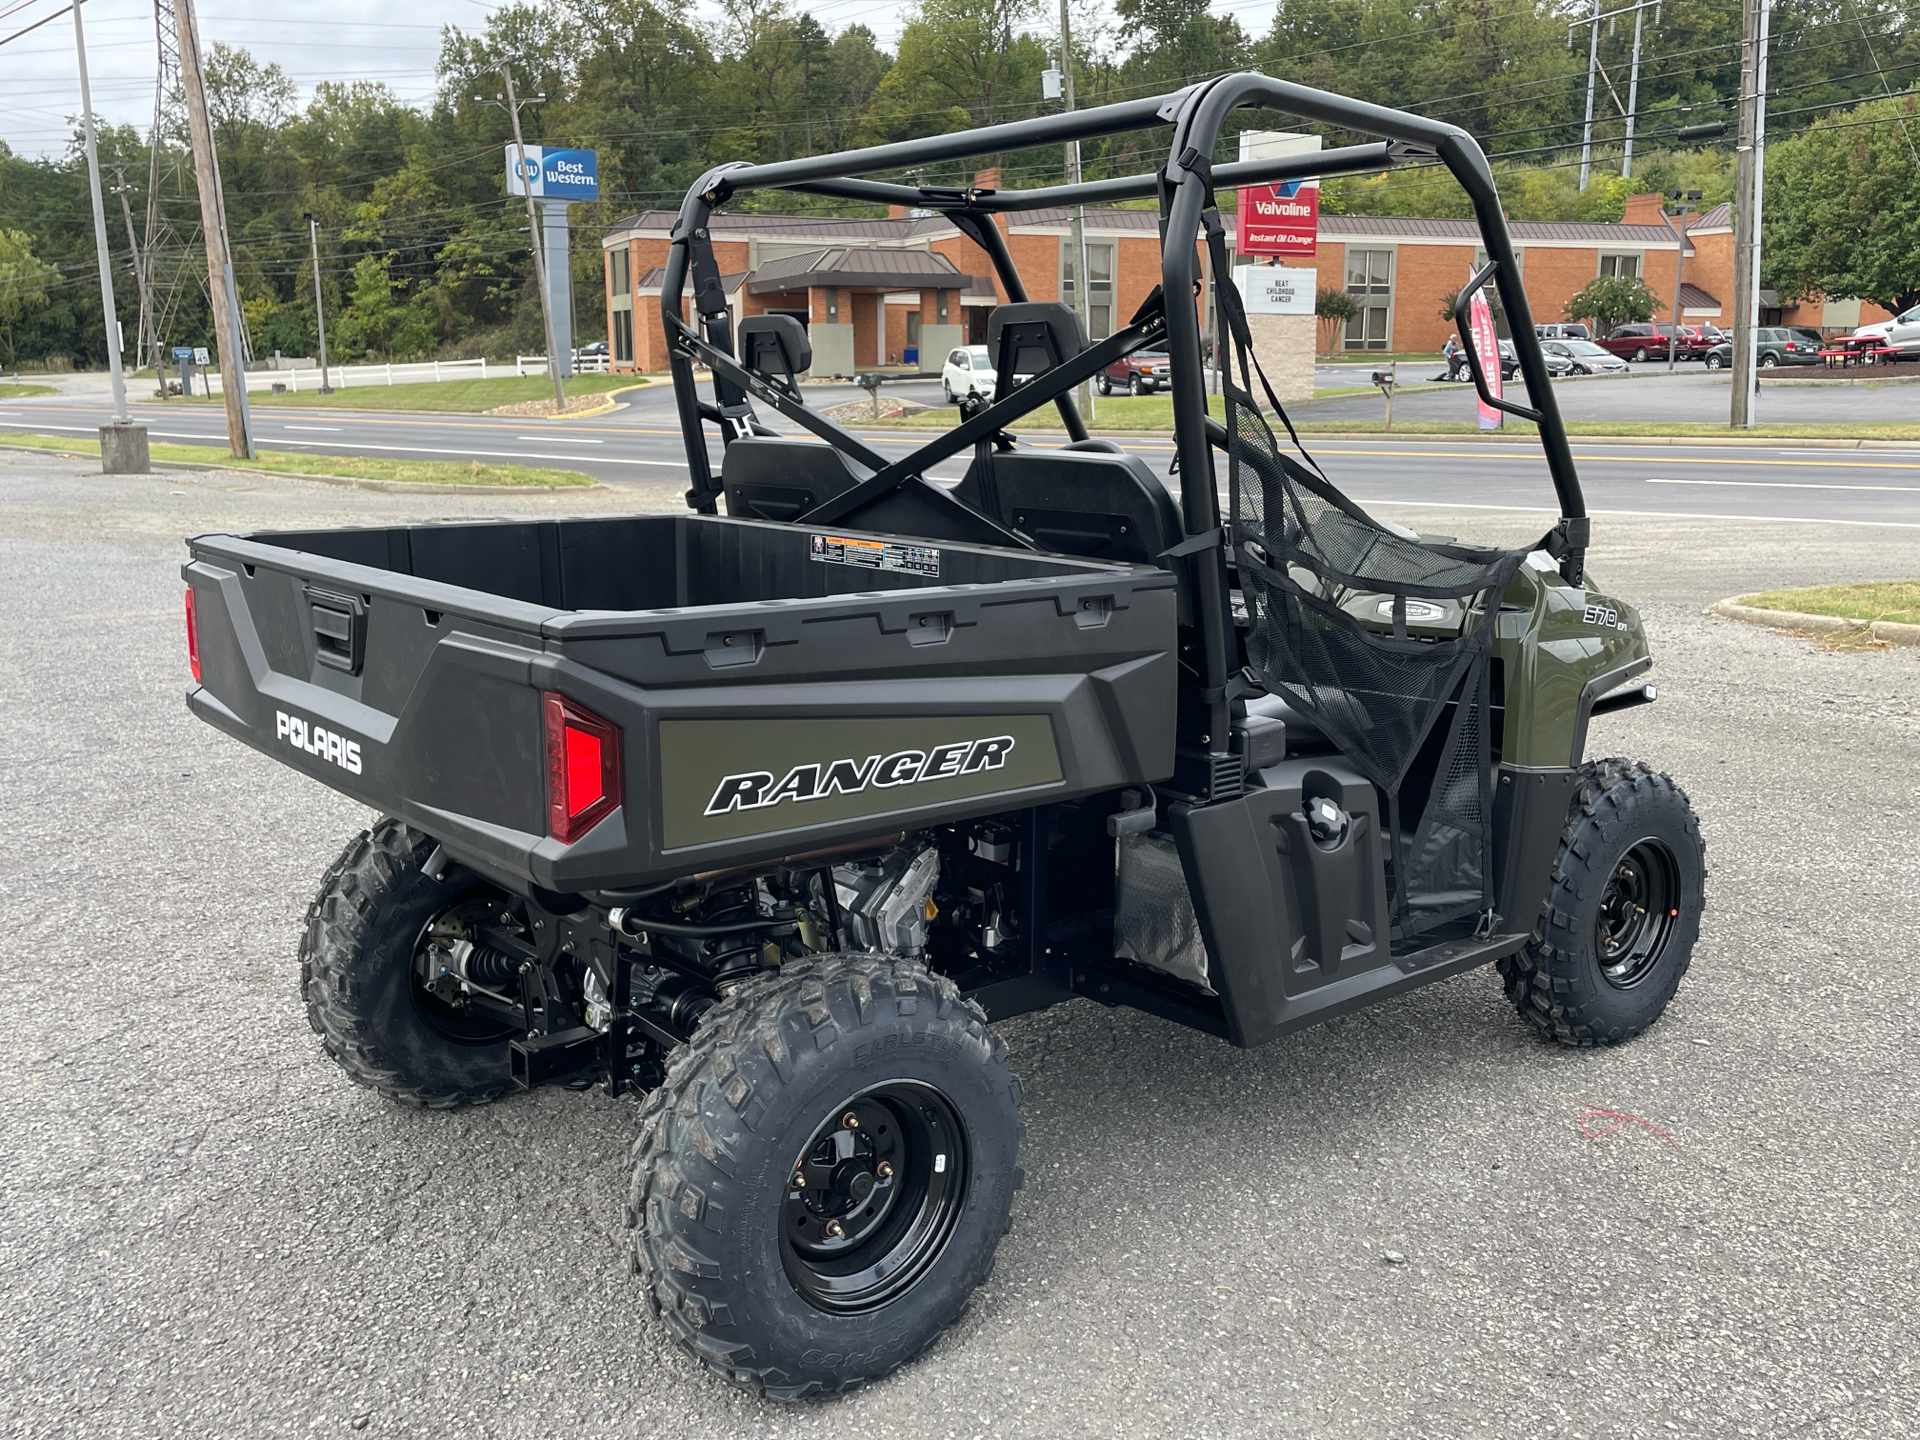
xmin=0 ymin=382 xmax=57 ymax=399
xmin=0 ymin=430 xmax=594 ymax=487
xmin=163 ymin=373 xmax=653 ymax=413
xmin=1737 ymin=580 xmax=1920 ymax=626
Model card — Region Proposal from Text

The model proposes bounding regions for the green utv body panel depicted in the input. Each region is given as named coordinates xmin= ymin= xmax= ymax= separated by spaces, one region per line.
xmin=1491 ymin=556 xmax=1651 ymax=768
xmin=658 ymin=714 xmax=1064 ymax=849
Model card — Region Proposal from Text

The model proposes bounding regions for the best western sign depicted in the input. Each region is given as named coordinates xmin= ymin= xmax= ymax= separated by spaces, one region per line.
xmin=1236 ymin=177 xmax=1320 ymax=258
xmin=505 ymin=146 xmax=599 ymax=200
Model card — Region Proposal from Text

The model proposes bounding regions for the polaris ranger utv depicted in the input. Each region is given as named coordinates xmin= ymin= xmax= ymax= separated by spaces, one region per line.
xmin=181 ymin=73 xmax=1704 ymax=1398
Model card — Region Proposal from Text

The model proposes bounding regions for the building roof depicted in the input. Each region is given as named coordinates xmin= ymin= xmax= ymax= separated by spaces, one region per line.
xmin=636 ymin=265 xmax=747 ymax=294
xmin=1678 ymin=282 xmax=1721 ymax=309
xmin=745 ymin=246 xmax=967 ymax=293
xmin=1292 ymin=214 xmax=1686 ymax=245
xmin=1693 ymin=202 xmax=1733 ymax=230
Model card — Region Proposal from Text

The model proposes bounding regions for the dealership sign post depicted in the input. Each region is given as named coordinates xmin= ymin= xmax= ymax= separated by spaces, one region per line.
xmin=506 ymin=146 xmax=599 ymax=375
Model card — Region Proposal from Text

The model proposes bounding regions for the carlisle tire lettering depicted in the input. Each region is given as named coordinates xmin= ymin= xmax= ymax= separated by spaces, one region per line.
xmin=276 ymin=709 xmax=363 ymax=775
xmin=706 ymin=734 xmax=1016 ymax=817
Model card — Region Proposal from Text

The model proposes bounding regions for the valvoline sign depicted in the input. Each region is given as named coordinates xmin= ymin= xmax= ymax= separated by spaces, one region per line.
xmin=504 ymin=146 xmax=599 ymax=200
xmin=1236 ymin=177 xmax=1319 ymax=258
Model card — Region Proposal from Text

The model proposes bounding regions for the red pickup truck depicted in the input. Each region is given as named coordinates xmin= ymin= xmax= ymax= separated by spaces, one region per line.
xmin=1596 ymin=323 xmax=1718 ymax=362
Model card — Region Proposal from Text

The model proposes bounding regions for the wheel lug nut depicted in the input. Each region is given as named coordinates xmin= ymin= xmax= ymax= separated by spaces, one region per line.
xmin=792 ymin=1171 xmax=806 ymax=1188
xmin=876 ymin=1161 xmax=893 ymax=1179
xmin=841 ymin=1111 xmax=859 ymax=1129
xmin=824 ymin=1218 xmax=843 ymax=1238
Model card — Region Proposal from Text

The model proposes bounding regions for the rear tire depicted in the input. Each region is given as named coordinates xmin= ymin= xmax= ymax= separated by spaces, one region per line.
xmin=1705 ymin=352 xmax=1724 ymax=369
xmin=629 ymin=953 xmax=1022 ymax=1398
xmin=300 ymin=818 xmax=520 ymax=1106
xmin=1096 ymin=373 xmax=1112 ymax=396
xmin=1497 ymin=759 xmax=1706 ymax=1047
xmin=1633 ymin=346 xmax=1649 ymax=362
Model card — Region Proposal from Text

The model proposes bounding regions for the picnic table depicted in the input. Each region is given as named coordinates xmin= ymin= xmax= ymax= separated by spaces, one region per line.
xmin=1819 ymin=338 xmax=1907 ymax=369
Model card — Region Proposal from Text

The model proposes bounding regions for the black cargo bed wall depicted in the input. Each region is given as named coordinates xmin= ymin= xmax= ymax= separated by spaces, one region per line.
xmin=256 ymin=516 xmax=1097 ymax=614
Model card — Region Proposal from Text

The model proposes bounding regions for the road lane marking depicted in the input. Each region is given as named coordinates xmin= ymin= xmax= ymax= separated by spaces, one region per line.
xmin=515 ymin=435 xmax=603 ymax=443
xmin=280 ymin=424 xmax=343 ymax=432
xmin=1357 ymin=499 xmax=1920 ymax=529
xmin=1646 ymin=477 xmax=1920 ymax=493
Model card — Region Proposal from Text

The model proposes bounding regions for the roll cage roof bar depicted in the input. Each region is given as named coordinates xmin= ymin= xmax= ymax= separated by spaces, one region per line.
xmin=661 ymin=71 xmax=1591 ymax=594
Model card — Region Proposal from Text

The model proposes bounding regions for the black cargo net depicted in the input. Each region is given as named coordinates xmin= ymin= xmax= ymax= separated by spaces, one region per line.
xmin=1205 ymin=215 xmax=1533 ymax=936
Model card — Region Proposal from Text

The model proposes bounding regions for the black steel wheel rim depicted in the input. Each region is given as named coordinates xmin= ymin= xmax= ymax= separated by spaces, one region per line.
xmin=1594 ymin=838 xmax=1680 ymax=989
xmin=780 ymin=1080 xmax=969 ymax=1315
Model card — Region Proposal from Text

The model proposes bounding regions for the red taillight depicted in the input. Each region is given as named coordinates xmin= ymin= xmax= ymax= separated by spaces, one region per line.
xmin=184 ymin=586 xmax=200 ymax=682
xmin=543 ymin=691 xmax=621 ymax=843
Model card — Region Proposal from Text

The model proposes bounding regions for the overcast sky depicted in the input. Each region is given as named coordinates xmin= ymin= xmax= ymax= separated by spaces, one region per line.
xmin=3 ymin=0 xmax=1285 ymax=161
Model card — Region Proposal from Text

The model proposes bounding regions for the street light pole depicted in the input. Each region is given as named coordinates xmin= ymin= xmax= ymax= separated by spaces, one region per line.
xmin=1663 ymin=189 xmax=1700 ymax=372
xmin=485 ymin=67 xmax=566 ymax=415
xmin=109 ymin=165 xmax=161 ymax=388
xmin=303 ymin=213 xmax=332 ymax=393
xmin=71 ymin=0 xmax=130 ymax=428
xmin=1058 ymin=0 xmax=1092 ymax=415
xmin=1730 ymin=0 xmax=1771 ymax=428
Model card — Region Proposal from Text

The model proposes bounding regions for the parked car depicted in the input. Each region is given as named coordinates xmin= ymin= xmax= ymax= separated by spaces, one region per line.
xmin=1098 ymin=349 xmax=1172 ymax=395
xmin=1534 ymin=322 xmax=1591 ymax=341
xmin=941 ymin=346 xmax=996 ymax=402
xmin=1851 ymin=303 xmax=1920 ymax=342
xmin=1597 ymin=323 xmax=1714 ymax=362
xmin=575 ymin=340 xmax=609 ymax=358
xmin=1441 ymin=335 xmax=1525 ymax=381
xmin=1541 ymin=338 xmax=1629 ymax=375
xmin=1701 ymin=327 xmax=1824 ymax=369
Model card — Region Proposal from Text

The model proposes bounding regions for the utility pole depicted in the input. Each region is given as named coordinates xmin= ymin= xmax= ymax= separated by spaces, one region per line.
xmin=302 ymin=213 xmax=333 ymax=393
xmin=1621 ymin=1 xmax=1647 ymax=177
xmin=488 ymin=66 xmax=566 ymax=415
xmin=1664 ymin=189 xmax=1701 ymax=372
xmin=1730 ymin=0 xmax=1771 ymax=428
xmin=1578 ymin=0 xmax=1601 ymax=190
xmin=173 ymin=0 xmax=252 ymax=457
xmin=1058 ymin=0 xmax=1092 ymax=414
xmin=72 ymin=0 xmax=132 ymax=430
xmin=108 ymin=165 xmax=160 ymax=398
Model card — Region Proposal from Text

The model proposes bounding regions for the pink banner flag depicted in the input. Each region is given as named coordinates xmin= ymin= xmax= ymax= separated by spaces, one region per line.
xmin=1467 ymin=277 xmax=1502 ymax=430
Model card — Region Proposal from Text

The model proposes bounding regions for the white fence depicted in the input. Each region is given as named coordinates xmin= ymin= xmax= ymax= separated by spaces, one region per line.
xmin=516 ymin=353 xmax=611 ymax=374
xmin=208 ymin=358 xmax=490 ymax=394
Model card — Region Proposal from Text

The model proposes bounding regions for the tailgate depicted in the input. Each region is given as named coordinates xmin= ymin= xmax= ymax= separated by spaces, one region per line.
xmin=184 ymin=517 xmax=1178 ymax=893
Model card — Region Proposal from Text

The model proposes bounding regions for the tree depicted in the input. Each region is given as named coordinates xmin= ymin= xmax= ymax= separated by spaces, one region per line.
xmin=1564 ymin=275 xmax=1659 ymax=334
xmin=1116 ymin=0 xmax=1249 ymax=89
xmin=0 ymin=229 xmax=54 ymax=365
xmin=1315 ymin=285 xmax=1355 ymax=354
xmin=1764 ymin=96 xmax=1920 ymax=316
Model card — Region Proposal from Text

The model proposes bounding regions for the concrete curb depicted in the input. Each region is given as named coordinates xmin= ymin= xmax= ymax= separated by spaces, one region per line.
xmin=495 ymin=381 xmax=656 ymax=422
xmin=1708 ymin=597 xmax=1920 ymax=647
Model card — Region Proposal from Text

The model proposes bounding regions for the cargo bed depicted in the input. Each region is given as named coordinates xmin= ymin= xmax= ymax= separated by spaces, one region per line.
xmin=184 ymin=513 xmax=1178 ymax=893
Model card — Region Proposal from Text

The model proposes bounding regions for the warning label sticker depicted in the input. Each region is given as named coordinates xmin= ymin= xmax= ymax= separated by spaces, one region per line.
xmin=809 ymin=533 xmax=941 ymax=578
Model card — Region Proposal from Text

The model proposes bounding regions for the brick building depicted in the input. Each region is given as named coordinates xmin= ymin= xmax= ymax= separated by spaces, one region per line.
xmin=601 ymin=186 xmax=1890 ymax=373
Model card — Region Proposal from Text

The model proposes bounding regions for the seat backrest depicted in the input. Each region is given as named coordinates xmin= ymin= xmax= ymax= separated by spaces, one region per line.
xmin=987 ymin=302 xmax=1086 ymax=397
xmin=720 ymin=436 xmax=861 ymax=522
xmin=953 ymin=445 xmax=1184 ymax=568
xmin=737 ymin=314 xmax=812 ymax=382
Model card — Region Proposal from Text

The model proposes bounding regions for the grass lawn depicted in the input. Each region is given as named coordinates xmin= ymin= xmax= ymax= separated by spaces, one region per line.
xmin=167 ymin=372 xmax=655 ymax=413
xmin=864 ymin=399 xmax=1920 ymax=443
xmin=1738 ymin=581 xmax=1920 ymax=626
xmin=0 ymin=382 xmax=57 ymax=398
xmin=0 ymin=431 xmax=594 ymax=487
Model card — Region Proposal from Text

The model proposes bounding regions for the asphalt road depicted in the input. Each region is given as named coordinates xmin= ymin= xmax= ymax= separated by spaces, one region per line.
xmin=3 ymin=449 xmax=1917 ymax=1437
xmin=5 ymin=376 xmax=1920 ymax=530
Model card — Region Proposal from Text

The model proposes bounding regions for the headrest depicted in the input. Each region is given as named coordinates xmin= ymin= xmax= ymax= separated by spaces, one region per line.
xmin=987 ymin=302 xmax=1087 ymax=380
xmin=737 ymin=314 xmax=812 ymax=379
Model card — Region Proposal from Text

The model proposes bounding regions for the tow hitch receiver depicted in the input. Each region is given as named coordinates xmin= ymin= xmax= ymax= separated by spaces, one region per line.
xmin=509 ymin=1026 xmax=602 ymax=1089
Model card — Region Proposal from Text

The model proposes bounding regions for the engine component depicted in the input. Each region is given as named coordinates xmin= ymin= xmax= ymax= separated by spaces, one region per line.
xmin=834 ymin=846 xmax=941 ymax=957
xmin=1304 ymin=795 xmax=1350 ymax=848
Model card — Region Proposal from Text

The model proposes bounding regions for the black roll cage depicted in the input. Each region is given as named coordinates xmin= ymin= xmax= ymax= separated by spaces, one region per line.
xmin=661 ymin=71 xmax=1591 ymax=756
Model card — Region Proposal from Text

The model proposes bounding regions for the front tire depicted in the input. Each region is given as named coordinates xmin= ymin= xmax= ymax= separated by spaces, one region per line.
xmin=1127 ymin=374 xmax=1143 ymax=396
xmin=1096 ymin=373 xmax=1112 ymax=396
xmin=629 ymin=953 xmax=1022 ymax=1398
xmin=300 ymin=818 xmax=520 ymax=1106
xmin=1498 ymin=760 xmax=1706 ymax=1046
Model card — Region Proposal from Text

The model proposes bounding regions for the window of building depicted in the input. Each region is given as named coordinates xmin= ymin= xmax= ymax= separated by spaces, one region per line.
xmin=1599 ymin=253 xmax=1642 ymax=279
xmin=609 ymin=247 xmax=630 ymax=297
xmin=612 ymin=309 xmax=633 ymax=364
xmin=1061 ymin=239 xmax=1115 ymax=340
xmin=1344 ymin=248 xmax=1393 ymax=351
xmin=906 ymin=312 xmax=921 ymax=348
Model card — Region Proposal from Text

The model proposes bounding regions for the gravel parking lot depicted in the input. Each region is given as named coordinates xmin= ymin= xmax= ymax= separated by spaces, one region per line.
xmin=3 ymin=450 xmax=1916 ymax=1439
